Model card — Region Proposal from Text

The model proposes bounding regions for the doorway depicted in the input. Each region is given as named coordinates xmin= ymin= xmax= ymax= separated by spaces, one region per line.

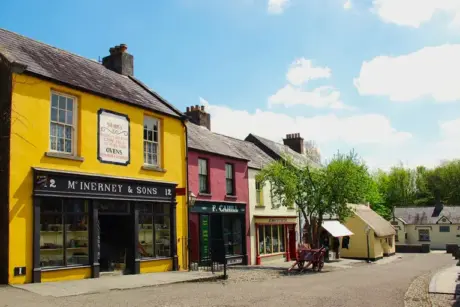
xmin=98 ymin=214 xmax=131 ymax=274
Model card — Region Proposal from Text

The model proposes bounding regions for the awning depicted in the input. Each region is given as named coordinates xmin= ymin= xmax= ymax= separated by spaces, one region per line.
xmin=322 ymin=220 xmax=354 ymax=237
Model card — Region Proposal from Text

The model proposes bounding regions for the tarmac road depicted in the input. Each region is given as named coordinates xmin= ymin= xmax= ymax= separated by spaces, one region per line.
xmin=0 ymin=252 xmax=454 ymax=307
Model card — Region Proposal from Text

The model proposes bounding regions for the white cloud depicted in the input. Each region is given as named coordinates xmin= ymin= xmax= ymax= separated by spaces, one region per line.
xmin=269 ymin=84 xmax=350 ymax=109
xmin=268 ymin=0 xmax=289 ymax=14
xmin=200 ymin=99 xmax=411 ymax=146
xmin=199 ymin=96 xmax=209 ymax=105
xmin=286 ymin=58 xmax=331 ymax=86
xmin=354 ymin=44 xmax=460 ymax=102
xmin=344 ymin=0 xmax=352 ymax=10
xmin=372 ymin=0 xmax=460 ymax=28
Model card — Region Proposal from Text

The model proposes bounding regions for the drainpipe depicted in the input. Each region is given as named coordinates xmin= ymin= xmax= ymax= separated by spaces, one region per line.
xmin=183 ymin=118 xmax=191 ymax=271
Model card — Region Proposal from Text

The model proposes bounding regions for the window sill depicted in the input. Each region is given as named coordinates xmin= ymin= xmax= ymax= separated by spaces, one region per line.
xmin=45 ymin=152 xmax=84 ymax=162
xmin=141 ymin=164 xmax=167 ymax=173
xmin=139 ymin=257 xmax=172 ymax=262
xmin=418 ymin=240 xmax=431 ymax=242
xmin=41 ymin=264 xmax=91 ymax=272
xmin=225 ymin=195 xmax=237 ymax=199
xmin=198 ymin=193 xmax=212 ymax=197
xmin=255 ymin=205 xmax=265 ymax=208
xmin=287 ymin=207 xmax=296 ymax=210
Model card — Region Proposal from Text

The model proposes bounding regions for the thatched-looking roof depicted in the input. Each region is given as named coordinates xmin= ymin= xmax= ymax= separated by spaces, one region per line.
xmin=349 ymin=204 xmax=396 ymax=237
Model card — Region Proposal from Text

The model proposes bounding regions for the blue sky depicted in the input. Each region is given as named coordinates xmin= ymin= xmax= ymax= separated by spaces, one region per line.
xmin=2 ymin=0 xmax=460 ymax=169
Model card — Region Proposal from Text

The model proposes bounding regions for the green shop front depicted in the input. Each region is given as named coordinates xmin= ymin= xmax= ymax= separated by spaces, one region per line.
xmin=189 ymin=201 xmax=248 ymax=266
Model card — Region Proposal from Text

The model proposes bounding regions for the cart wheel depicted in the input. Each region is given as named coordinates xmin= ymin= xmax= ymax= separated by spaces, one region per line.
xmin=297 ymin=261 xmax=305 ymax=269
xmin=318 ymin=257 xmax=324 ymax=272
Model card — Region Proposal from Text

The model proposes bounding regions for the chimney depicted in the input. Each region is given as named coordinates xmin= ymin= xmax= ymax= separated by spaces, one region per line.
xmin=102 ymin=44 xmax=134 ymax=76
xmin=185 ymin=105 xmax=211 ymax=130
xmin=283 ymin=133 xmax=304 ymax=154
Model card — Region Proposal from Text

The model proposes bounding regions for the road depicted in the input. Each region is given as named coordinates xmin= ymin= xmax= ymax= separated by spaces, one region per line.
xmin=0 ymin=253 xmax=454 ymax=307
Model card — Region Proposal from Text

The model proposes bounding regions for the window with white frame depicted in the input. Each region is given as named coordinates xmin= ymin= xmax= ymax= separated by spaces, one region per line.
xmin=143 ymin=116 xmax=160 ymax=166
xmin=50 ymin=92 xmax=76 ymax=154
xmin=418 ymin=229 xmax=430 ymax=241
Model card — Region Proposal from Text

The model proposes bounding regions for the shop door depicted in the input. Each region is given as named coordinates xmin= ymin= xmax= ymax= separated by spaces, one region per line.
xmin=199 ymin=215 xmax=210 ymax=264
xmin=289 ymin=228 xmax=296 ymax=259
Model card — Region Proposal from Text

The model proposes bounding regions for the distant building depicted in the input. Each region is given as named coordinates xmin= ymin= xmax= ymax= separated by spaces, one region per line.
xmin=393 ymin=204 xmax=460 ymax=250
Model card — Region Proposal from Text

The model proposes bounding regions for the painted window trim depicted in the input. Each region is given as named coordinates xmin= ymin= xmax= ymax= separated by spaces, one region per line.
xmin=49 ymin=91 xmax=78 ymax=156
xmin=198 ymin=158 xmax=210 ymax=194
xmin=225 ymin=163 xmax=235 ymax=196
xmin=143 ymin=115 xmax=161 ymax=167
xmin=255 ymin=181 xmax=263 ymax=206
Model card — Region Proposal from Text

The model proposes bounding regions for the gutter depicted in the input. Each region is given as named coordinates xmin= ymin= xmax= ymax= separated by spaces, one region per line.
xmin=183 ymin=117 xmax=191 ymax=271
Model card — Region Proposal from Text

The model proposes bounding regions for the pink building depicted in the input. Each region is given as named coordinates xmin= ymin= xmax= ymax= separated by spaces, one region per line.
xmin=186 ymin=106 xmax=250 ymax=266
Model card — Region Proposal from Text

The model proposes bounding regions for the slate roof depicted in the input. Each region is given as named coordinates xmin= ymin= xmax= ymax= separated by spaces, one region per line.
xmin=0 ymin=28 xmax=182 ymax=118
xmin=350 ymin=204 xmax=396 ymax=237
xmin=187 ymin=123 xmax=274 ymax=169
xmin=394 ymin=206 xmax=460 ymax=224
xmin=245 ymin=134 xmax=319 ymax=168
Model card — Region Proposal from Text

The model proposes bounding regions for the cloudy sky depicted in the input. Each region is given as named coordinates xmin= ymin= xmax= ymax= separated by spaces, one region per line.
xmin=2 ymin=0 xmax=460 ymax=169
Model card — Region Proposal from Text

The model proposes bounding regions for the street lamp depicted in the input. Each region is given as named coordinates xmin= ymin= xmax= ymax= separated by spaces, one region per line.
xmin=187 ymin=191 xmax=197 ymax=271
xmin=364 ymin=225 xmax=371 ymax=263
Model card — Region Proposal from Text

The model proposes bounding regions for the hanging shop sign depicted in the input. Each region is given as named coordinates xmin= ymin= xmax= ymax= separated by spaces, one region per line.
xmin=98 ymin=109 xmax=130 ymax=165
xmin=190 ymin=202 xmax=246 ymax=214
xmin=33 ymin=168 xmax=176 ymax=201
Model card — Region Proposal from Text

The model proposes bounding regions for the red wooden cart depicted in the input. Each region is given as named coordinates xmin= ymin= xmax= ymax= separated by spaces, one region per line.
xmin=287 ymin=246 xmax=326 ymax=273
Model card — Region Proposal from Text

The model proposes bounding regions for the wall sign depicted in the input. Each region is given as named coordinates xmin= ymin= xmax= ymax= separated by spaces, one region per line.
xmin=33 ymin=168 xmax=176 ymax=202
xmin=254 ymin=216 xmax=297 ymax=225
xmin=226 ymin=257 xmax=243 ymax=266
xmin=199 ymin=215 xmax=210 ymax=262
xmin=98 ymin=109 xmax=130 ymax=165
xmin=191 ymin=202 xmax=246 ymax=214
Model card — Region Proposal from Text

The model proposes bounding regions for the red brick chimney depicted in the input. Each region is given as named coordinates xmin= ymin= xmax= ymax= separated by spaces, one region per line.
xmin=185 ymin=105 xmax=211 ymax=130
xmin=283 ymin=133 xmax=304 ymax=154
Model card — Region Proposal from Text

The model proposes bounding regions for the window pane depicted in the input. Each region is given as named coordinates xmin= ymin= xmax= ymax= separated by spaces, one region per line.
xmin=50 ymin=136 xmax=57 ymax=150
xmin=58 ymin=110 xmax=66 ymax=123
xmin=58 ymin=96 xmax=66 ymax=109
xmin=258 ymin=225 xmax=265 ymax=255
xmin=40 ymin=213 xmax=64 ymax=268
xmin=153 ymin=203 xmax=169 ymax=215
xmin=57 ymin=125 xmax=64 ymax=138
xmin=264 ymin=225 xmax=272 ymax=254
xmin=226 ymin=179 xmax=233 ymax=195
xmin=51 ymin=94 xmax=59 ymax=108
xmin=65 ymin=215 xmax=89 ymax=266
xmin=143 ymin=129 xmax=147 ymax=141
xmin=147 ymin=130 xmax=153 ymax=142
xmin=273 ymin=226 xmax=279 ymax=253
xmin=51 ymin=108 xmax=58 ymax=122
xmin=154 ymin=215 xmax=170 ymax=257
xmin=42 ymin=198 xmax=62 ymax=213
xmin=65 ymin=126 xmax=72 ymax=139
xmin=139 ymin=215 xmax=154 ymax=258
xmin=66 ymin=98 xmax=73 ymax=111
xmin=153 ymin=131 xmax=158 ymax=142
xmin=65 ymin=199 xmax=87 ymax=213
xmin=199 ymin=175 xmax=208 ymax=193
xmin=66 ymin=110 xmax=73 ymax=125
xmin=57 ymin=138 xmax=64 ymax=152
xmin=279 ymin=226 xmax=285 ymax=252
xmin=50 ymin=123 xmax=57 ymax=137
xmin=232 ymin=217 xmax=243 ymax=255
xmin=138 ymin=203 xmax=153 ymax=214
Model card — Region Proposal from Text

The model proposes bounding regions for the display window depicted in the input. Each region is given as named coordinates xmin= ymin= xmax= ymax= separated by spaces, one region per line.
xmin=138 ymin=203 xmax=171 ymax=258
xmin=223 ymin=215 xmax=243 ymax=256
xmin=39 ymin=198 xmax=89 ymax=268
xmin=258 ymin=225 xmax=285 ymax=255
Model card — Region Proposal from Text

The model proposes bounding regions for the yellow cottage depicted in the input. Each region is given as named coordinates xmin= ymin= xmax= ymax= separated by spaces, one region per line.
xmin=340 ymin=204 xmax=396 ymax=261
xmin=0 ymin=28 xmax=188 ymax=284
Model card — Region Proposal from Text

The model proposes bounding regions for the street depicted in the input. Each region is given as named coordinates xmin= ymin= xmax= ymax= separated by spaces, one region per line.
xmin=0 ymin=253 xmax=454 ymax=307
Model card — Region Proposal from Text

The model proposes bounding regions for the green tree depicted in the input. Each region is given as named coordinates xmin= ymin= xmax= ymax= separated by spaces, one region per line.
xmin=257 ymin=151 xmax=376 ymax=248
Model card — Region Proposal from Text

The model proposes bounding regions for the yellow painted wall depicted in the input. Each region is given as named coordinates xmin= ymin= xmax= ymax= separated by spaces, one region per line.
xmin=9 ymin=74 xmax=187 ymax=284
xmin=140 ymin=259 xmax=173 ymax=273
xmin=41 ymin=267 xmax=91 ymax=283
xmin=405 ymin=224 xmax=460 ymax=249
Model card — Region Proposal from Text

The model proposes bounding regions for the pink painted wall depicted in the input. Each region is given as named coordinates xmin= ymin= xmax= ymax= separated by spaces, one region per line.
xmin=188 ymin=150 xmax=251 ymax=264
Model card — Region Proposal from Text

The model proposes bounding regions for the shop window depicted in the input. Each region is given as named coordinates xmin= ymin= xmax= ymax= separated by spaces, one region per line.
xmin=225 ymin=163 xmax=235 ymax=196
xmin=223 ymin=216 xmax=243 ymax=256
xmin=258 ymin=225 xmax=285 ymax=255
xmin=138 ymin=203 xmax=171 ymax=258
xmin=50 ymin=92 xmax=77 ymax=154
xmin=440 ymin=226 xmax=450 ymax=233
xmin=255 ymin=181 xmax=264 ymax=206
xmin=143 ymin=116 xmax=160 ymax=166
xmin=198 ymin=159 xmax=209 ymax=193
xmin=40 ymin=198 xmax=89 ymax=268
xmin=418 ymin=229 xmax=430 ymax=242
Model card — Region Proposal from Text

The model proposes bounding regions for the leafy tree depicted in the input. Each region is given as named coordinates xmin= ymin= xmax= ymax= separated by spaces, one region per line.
xmin=257 ymin=150 xmax=376 ymax=248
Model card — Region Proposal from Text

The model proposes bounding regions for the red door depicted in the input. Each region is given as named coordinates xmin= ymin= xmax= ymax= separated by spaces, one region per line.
xmin=288 ymin=227 xmax=296 ymax=261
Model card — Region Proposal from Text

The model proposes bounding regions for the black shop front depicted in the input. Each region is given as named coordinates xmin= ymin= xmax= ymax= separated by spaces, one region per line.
xmin=189 ymin=201 xmax=248 ymax=267
xmin=32 ymin=168 xmax=178 ymax=283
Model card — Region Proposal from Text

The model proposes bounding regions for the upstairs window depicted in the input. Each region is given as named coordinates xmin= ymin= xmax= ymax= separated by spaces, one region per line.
xmin=225 ymin=163 xmax=234 ymax=195
xmin=439 ymin=226 xmax=450 ymax=233
xmin=198 ymin=158 xmax=209 ymax=193
xmin=144 ymin=116 xmax=160 ymax=166
xmin=50 ymin=92 xmax=76 ymax=154
xmin=255 ymin=181 xmax=263 ymax=206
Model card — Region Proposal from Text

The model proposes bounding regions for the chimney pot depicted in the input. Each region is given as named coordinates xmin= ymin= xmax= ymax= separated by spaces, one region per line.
xmin=120 ymin=44 xmax=127 ymax=53
xmin=186 ymin=107 xmax=190 ymax=112
xmin=200 ymin=105 xmax=205 ymax=111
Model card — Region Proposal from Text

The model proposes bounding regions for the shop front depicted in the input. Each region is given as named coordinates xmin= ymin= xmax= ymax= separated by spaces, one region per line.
xmin=254 ymin=216 xmax=297 ymax=265
xmin=189 ymin=201 xmax=247 ymax=266
xmin=32 ymin=168 xmax=178 ymax=283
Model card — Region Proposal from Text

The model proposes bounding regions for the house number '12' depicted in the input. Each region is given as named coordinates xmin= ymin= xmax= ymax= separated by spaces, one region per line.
xmin=165 ymin=189 xmax=172 ymax=196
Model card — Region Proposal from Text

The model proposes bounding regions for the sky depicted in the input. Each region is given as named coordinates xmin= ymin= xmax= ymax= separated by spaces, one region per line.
xmin=2 ymin=0 xmax=460 ymax=170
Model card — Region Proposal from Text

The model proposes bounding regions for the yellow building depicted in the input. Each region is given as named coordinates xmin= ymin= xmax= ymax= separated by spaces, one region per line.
xmin=394 ymin=205 xmax=460 ymax=250
xmin=0 ymin=28 xmax=188 ymax=284
xmin=340 ymin=204 xmax=396 ymax=261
